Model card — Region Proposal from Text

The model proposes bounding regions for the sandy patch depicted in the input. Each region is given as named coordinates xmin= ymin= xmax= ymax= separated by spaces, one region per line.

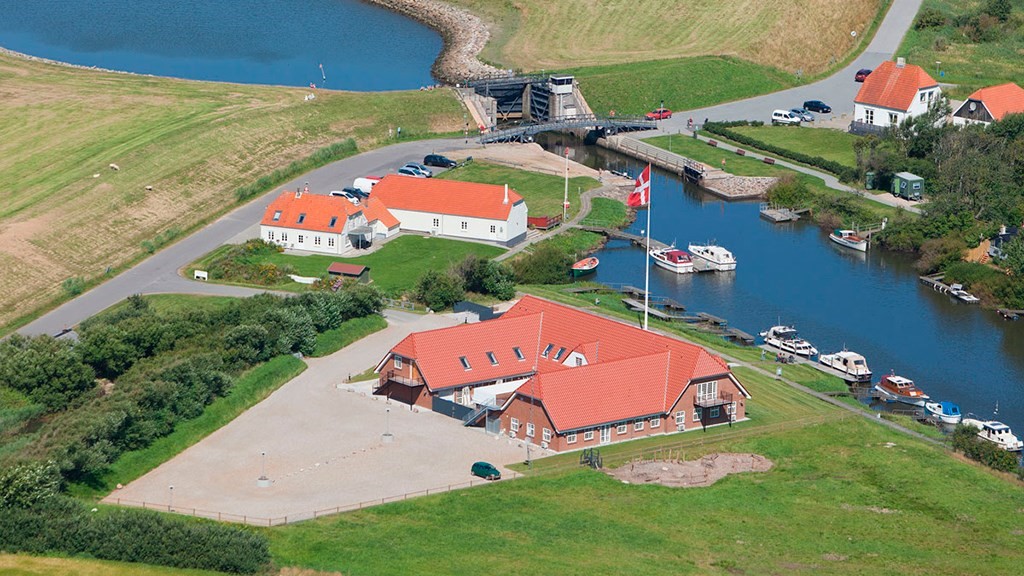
xmin=608 ymin=453 xmax=773 ymax=488
xmin=447 ymin=142 xmax=600 ymax=179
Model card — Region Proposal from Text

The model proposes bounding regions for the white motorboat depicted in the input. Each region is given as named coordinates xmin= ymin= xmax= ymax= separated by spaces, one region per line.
xmin=828 ymin=229 xmax=867 ymax=252
xmin=962 ymin=418 xmax=1023 ymax=451
xmin=948 ymin=284 xmax=980 ymax=304
xmin=874 ymin=373 xmax=929 ymax=407
xmin=687 ymin=243 xmax=736 ymax=271
xmin=759 ymin=325 xmax=818 ymax=357
xmin=818 ymin=350 xmax=872 ymax=383
xmin=650 ymin=247 xmax=694 ymax=274
xmin=924 ymin=401 xmax=962 ymax=424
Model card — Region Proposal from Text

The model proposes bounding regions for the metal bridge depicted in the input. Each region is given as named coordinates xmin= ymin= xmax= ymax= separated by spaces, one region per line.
xmin=479 ymin=114 xmax=655 ymax=144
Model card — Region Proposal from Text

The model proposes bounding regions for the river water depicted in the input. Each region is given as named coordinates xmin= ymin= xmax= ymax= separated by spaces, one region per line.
xmin=540 ymin=135 xmax=1024 ymax=432
xmin=0 ymin=0 xmax=441 ymax=90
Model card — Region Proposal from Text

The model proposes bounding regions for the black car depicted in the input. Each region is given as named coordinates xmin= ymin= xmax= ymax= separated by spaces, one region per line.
xmin=803 ymin=100 xmax=832 ymax=114
xmin=343 ymin=186 xmax=368 ymax=199
xmin=423 ymin=154 xmax=457 ymax=168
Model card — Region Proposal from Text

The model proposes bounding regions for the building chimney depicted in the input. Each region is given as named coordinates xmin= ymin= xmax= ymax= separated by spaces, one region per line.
xmin=503 ymin=184 xmax=509 ymax=204
xmin=295 ymin=188 xmax=302 ymax=199
xmin=896 ymin=57 xmax=905 ymax=68
xmin=1000 ymin=224 xmax=1008 ymax=235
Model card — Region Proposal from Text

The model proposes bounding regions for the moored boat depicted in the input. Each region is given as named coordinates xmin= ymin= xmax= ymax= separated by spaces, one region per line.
xmin=759 ymin=325 xmax=818 ymax=357
xmin=948 ymin=283 xmax=980 ymax=304
xmin=650 ymin=247 xmax=694 ymax=274
xmin=687 ymin=243 xmax=737 ymax=271
xmin=962 ymin=418 xmax=1023 ymax=451
xmin=571 ymin=257 xmax=599 ymax=278
xmin=818 ymin=349 xmax=872 ymax=383
xmin=874 ymin=373 xmax=929 ymax=406
xmin=829 ymin=229 xmax=868 ymax=252
xmin=924 ymin=401 xmax=962 ymax=424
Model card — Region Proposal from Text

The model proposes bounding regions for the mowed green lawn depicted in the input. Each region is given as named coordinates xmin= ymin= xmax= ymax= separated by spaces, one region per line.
xmin=0 ymin=554 xmax=224 ymax=576
xmin=437 ymin=161 xmax=600 ymax=219
xmin=730 ymin=125 xmax=861 ymax=168
xmin=269 ymin=415 xmax=1024 ymax=575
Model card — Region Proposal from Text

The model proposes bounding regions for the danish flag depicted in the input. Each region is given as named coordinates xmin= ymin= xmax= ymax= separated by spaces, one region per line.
xmin=627 ymin=164 xmax=651 ymax=207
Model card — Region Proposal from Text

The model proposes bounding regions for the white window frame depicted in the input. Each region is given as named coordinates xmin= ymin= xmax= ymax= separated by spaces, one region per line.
xmin=634 ymin=420 xmax=644 ymax=431
xmin=865 ymin=108 xmax=874 ymax=125
xmin=888 ymin=112 xmax=898 ymax=125
xmin=541 ymin=343 xmax=553 ymax=358
xmin=314 ymin=236 xmax=321 ymax=246
xmin=460 ymin=356 xmax=471 ymax=370
xmin=268 ymin=231 xmax=275 ymax=241
xmin=616 ymin=424 xmax=628 ymax=435
xmin=651 ymin=416 xmax=661 ymax=428
xmin=328 ymin=237 xmax=335 ymax=247
xmin=281 ymin=232 xmax=288 ymax=242
xmin=526 ymin=423 xmax=535 ymax=438
xmin=433 ymin=218 xmax=440 ymax=227
xmin=486 ymin=351 xmax=498 ymax=365
xmin=693 ymin=407 xmax=703 ymax=422
xmin=566 ymin=432 xmax=577 ymax=444
xmin=675 ymin=411 xmax=685 ymax=429
xmin=490 ymin=224 xmax=496 ymax=233
xmin=697 ymin=380 xmax=718 ymax=404
xmin=513 ymin=347 xmax=525 ymax=361
xmin=510 ymin=417 xmax=520 ymax=433
xmin=394 ymin=356 xmax=402 ymax=369
xmin=542 ymin=428 xmax=551 ymax=443
xmin=461 ymin=221 xmax=468 ymax=230
xmin=298 ymin=234 xmax=304 ymax=244
xmin=583 ymin=430 xmax=594 ymax=441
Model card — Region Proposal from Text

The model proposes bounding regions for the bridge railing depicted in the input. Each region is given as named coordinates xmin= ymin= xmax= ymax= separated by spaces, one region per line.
xmin=609 ymin=136 xmax=706 ymax=176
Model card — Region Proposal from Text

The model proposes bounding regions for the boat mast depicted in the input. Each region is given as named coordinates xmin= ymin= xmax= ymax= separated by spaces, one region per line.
xmin=643 ymin=163 xmax=652 ymax=331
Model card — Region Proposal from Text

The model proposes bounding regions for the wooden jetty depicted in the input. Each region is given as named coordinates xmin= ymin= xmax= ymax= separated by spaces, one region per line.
xmin=577 ymin=225 xmax=671 ymax=251
xmin=919 ymin=273 xmax=950 ymax=294
xmin=998 ymin=308 xmax=1022 ymax=320
xmin=759 ymin=203 xmax=801 ymax=223
xmin=697 ymin=312 xmax=727 ymax=326
xmin=725 ymin=328 xmax=755 ymax=344
xmin=620 ymin=298 xmax=689 ymax=321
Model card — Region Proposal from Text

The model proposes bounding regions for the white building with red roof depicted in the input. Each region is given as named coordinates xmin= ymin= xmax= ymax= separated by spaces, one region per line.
xmin=260 ymin=190 xmax=399 ymax=255
xmin=952 ymin=82 xmax=1024 ymax=127
xmin=370 ymin=175 xmax=528 ymax=246
xmin=374 ymin=296 xmax=750 ymax=452
xmin=853 ymin=58 xmax=940 ymax=132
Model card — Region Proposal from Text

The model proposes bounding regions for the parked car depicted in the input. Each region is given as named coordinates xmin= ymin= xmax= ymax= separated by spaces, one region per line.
xmin=471 ymin=461 xmax=501 ymax=480
xmin=803 ymin=100 xmax=832 ymax=114
xmin=343 ymin=186 xmax=368 ymax=199
xmin=329 ymin=190 xmax=360 ymax=204
xmin=423 ymin=154 xmax=457 ymax=168
xmin=645 ymin=107 xmax=673 ymax=120
xmin=353 ymin=176 xmax=381 ymax=194
xmin=397 ymin=167 xmax=426 ymax=178
xmin=790 ymin=107 xmax=815 ymax=122
xmin=855 ymin=68 xmax=872 ymax=82
xmin=771 ymin=109 xmax=801 ymax=126
xmin=401 ymin=162 xmax=433 ymax=177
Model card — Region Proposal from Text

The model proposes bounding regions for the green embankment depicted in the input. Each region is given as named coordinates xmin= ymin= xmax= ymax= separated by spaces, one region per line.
xmin=311 ymin=314 xmax=388 ymax=358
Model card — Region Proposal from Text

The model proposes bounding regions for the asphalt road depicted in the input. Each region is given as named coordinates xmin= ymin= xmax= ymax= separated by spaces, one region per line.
xmin=655 ymin=0 xmax=925 ymax=129
xmin=19 ymin=137 xmax=479 ymax=336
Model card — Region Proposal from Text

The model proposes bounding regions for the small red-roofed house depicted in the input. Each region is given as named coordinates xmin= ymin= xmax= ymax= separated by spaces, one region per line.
xmin=853 ymin=58 xmax=940 ymax=131
xmin=952 ymin=83 xmax=1024 ymax=127
xmin=370 ymin=175 xmax=528 ymax=246
xmin=260 ymin=189 xmax=398 ymax=254
xmin=374 ymin=295 xmax=750 ymax=451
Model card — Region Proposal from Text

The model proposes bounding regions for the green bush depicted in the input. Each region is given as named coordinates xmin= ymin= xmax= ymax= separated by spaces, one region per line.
xmin=765 ymin=173 xmax=813 ymax=208
xmin=951 ymin=424 xmax=1020 ymax=472
xmin=61 ymin=276 xmax=86 ymax=297
xmin=914 ymin=7 xmax=947 ymax=30
xmin=414 ymin=270 xmax=465 ymax=311
xmin=452 ymin=256 xmax=516 ymax=300
xmin=0 ymin=461 xmax=61 ymax=509
xmin=510 ymin=243 xmax=574 ymax=285
xmin=0 ymin=335 xmax=95 ymax=411
xmin=703 ymin=121 xmax=859 ymax=182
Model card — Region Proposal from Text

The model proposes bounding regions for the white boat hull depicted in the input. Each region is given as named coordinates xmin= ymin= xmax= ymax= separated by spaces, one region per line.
xmin=764 ymin=337 xmax=817 ymax=357
xmin=924 ymin=403 xmax=962 ymax=424
xmin=874 ymin=385 xmax=927 ymax=407
xmin=687 ymin=245 xmax=737 ymax=271
xmin=650 ymin=252 xmax=694 ymax=274
xmin=829 ymin=233 xmax=867 ymax=252
xmin=818 ymin=355 xmax=872 ymax=383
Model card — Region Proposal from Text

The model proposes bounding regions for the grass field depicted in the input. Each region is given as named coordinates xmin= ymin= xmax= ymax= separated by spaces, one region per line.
xmin=436 ymin=161 xmax=600 ymax=219
xmin=268 ymin=414 xmax=1024 ymax=575
xmin=579 ymin=197 xmax=629 ymax=228
xmin=451 ymin=0 xmax=883 ymax=76
xmin=0 ymin=52 xmax=465 ymax=333
xmin=730 ymin=125 xmax=860 ymax=168
xmin=311 ymin=314 xmax=388 ymax=358
xmin=71 ymin=354 xmax=306 ymax=500
xmin=898 ymin=0 xmax=1024 ymax=99
xmin=0 ymin=554 xmax=223 ymax=576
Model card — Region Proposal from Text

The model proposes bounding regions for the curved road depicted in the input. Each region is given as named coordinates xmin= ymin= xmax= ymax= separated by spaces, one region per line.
xmin=20 ymin=0 xmax=925 ymax=336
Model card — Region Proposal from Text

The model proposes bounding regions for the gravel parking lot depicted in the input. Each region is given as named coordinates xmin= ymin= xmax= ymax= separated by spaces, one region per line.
xmin=105 ymin=310 xmax=533 ymax=522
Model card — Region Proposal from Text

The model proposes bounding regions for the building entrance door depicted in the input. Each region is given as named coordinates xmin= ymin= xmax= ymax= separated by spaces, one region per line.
xmin=599 ymin=425 xmax=611 ymax=444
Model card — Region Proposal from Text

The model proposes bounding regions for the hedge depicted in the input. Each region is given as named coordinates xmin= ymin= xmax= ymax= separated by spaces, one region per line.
xmin=703 ymin=121 xmax=860 ymax=183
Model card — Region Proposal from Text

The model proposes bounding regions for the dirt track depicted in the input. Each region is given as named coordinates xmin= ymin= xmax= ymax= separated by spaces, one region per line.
xmin=609 ymin=453 xmax=773 ymax=488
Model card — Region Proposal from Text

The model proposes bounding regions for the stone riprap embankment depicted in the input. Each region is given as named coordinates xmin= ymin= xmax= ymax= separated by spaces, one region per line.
xmin=367 ymin=0 xmax=504 ymax=83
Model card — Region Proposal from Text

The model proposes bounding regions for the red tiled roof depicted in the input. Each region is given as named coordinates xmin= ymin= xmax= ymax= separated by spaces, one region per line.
xmin=327 ymin=263 xmax=367 ymax=276
xmin=371 ymin=175 xmax=524 ymax=221
xmin=261 ymin=191 xmax=361 ymax=233
xmin=362 ymin=197 xmax=400 ymax=229
xmin=964 ymin=83 xmax=1024 ymax=121
xmin=854 ymin=60 xmax=937 ymax=111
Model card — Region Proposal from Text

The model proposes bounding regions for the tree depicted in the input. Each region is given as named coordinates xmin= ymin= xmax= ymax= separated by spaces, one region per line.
xmin=510 ymin=244 xmax=574 ymax=285
xmin=453 ymin=256 xmax=516 ymax=300
xmin=1003 ymin=234 xmax=1024 ymax=276
xmin=414 ymin=270 xmax=465 ymax=311
xmin=0 ymin=335 xmax=95 ymax=411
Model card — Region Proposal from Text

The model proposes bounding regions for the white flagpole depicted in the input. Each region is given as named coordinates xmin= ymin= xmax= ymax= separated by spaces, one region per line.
xmin=643 ymin=164 xmax=652 ymax=331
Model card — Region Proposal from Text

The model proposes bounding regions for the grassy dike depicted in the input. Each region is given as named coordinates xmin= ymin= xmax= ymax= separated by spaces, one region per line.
xmin=0 ymin=51 xmax=465 ymax=334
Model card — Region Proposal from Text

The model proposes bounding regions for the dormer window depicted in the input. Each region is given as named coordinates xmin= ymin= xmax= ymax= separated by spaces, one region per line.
xmin=513 ymin=347 xmax=525 ymax=361
xmin=272 ymin=210 xmax=282 ymax=221
xmin=541 ymin=344 xmax=554 ymax=358
xmin=486 ymin=351 xmax=498 ymax=365
xmin=329 ymin=216 xmax=338 ymax=228
xmin=553 ymin=347 xmax=566 ymax=361
xmin=297 ymin=213 xmax=306 ymax=224
xmin=459 ymin=356 xmax=471 ymax=370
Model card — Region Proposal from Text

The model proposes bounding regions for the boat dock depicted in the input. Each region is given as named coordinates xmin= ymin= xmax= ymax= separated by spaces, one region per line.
xmin=759 ymin=203 xmax=809 ymax=223
xmin=919 ymin=274 xmax=951 ymax=293
xmin=577 ymin=225 xmax=671 ymax=251
xmin=998 ymin=308 xmax=1022 ymax=320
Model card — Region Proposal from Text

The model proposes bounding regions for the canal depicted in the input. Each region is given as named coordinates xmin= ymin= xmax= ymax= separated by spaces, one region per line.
xmin=540 ymin=134 xmax=1024 ymax=432
xmin=0 ymin=0 xmax=441 ymax=90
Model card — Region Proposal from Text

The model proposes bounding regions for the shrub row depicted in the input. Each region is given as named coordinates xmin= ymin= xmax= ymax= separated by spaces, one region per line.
xmin=234 ymin=139 xmax=357 ymax=202
xmin=703 ymin=121 xmax=859 ymax=182
xmin=0 ymin=497 xmax=269 ymax=574
xmin=951 ymin=423 xmax=1022 ymax=473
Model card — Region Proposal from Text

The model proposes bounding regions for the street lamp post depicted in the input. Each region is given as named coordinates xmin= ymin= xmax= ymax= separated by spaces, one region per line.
xmin=168 ymin=485 xmax=174 ymax=511
xmin=935 ymin=61 xmax=941 ymax=77
xmin=260 ymin=451 xmax=266 ymax=479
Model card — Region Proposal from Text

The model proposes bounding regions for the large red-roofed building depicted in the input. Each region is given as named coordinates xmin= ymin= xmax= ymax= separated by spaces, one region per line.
xmin=374 ymin=296 xmax=750 ymax=451
xmin=853 ymin=58 xmax=940 ymax=131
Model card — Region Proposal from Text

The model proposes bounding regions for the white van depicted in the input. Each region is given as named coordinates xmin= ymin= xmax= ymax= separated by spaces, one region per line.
xmin=771 ymin=110 xmax=801 ymax=126
xmin=352 ymin=176 xmax=381 ymax=195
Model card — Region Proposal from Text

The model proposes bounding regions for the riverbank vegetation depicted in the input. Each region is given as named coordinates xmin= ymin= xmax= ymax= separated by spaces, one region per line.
xmin=899 ymin=0 xmax=1024 ymax=99
xmin=0 ymin=51 xmax=465 ymax=334
xmin=436 ymin=161 xmax=600 ymax=219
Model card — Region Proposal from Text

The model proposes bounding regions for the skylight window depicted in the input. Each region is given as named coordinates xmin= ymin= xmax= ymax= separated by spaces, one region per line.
xmin=486 ymin=351 xmax=498 ymax=365
xmin=272 ymin=210 xmax=282 ymax=222
xmin=513 ymin=347 xmax=525 ymax=361
xmin=329 ymin=216 xmax=338 ymax=228
xmin=553 ymin=347 xmax=567 ymax=361
xmin=297 ymin=213 xmax=306 ymax=224
xmin=541 ymin=344 xmax=554 ymax=358
xmin=459 ymin=356 xmax=471 ymax=370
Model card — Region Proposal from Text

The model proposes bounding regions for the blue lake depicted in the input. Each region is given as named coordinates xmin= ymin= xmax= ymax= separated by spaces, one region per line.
xmin=0 ymin=0 xmax=441 ymax=90
xmin=542 ymin=135 xmax=1024 ymax=433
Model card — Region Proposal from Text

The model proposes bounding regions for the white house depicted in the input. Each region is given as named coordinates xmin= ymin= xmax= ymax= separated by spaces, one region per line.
xmin=853 ymin=58 xmax=940 ymax=132
xmin=369 ymin=175 xmax=528 ymax=246
xmin=260 ymin=190 xmax=399 ymax=255
xmin=952 ymin=83 xmax=1024 ymax=127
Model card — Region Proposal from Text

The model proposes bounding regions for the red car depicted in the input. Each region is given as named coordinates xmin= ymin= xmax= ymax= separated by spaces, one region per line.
xmin=854 ymin=68 xmax=872 ymax=82
xmin=645 ymin=108 xmax=673 ymax=120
